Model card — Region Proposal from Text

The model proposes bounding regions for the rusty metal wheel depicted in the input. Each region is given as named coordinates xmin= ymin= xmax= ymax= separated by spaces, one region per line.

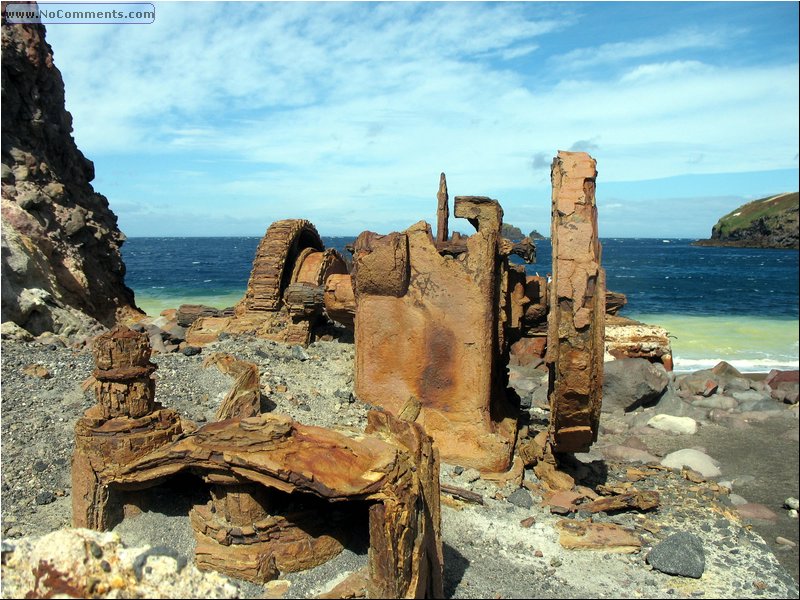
xmin=241 ymin=220 xmax=324 ymax=312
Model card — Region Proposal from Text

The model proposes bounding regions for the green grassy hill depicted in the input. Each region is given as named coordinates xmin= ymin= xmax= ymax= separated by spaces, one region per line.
xmin=695 ymin=192 xmax=799 ymax=249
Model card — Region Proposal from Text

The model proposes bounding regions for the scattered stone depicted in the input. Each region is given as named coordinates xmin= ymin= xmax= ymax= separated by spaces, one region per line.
xmin=731 ymin=390 xmax=769 ymax=403
xmin=0 ymin=529 xmax=238 ymax=598
xmin=34 ymin=491 xmax=55 ymax=505
xmin=661 ymin=449 xmax=721 ymax=478
xmin=21 ymin=363 xmax=50 ymax=378
xmin=602 ymin=358 xmax=669 ymax=414
xmin=580 ymin=491 xmax=660 ymax=514
xmin=647 ymin=414 xmax=698 ymax=435
xmin=775 ymin=537 xmax=796 ymax=548
xmin=507 ymin=488 xmax=533 ymax=509
xmin=647 ymin=532 xmax=705 ymax=579
xmin=600 ymin=444 xmax=659 ymax=464
xmin=519 ymin=517 xmax=536 ymax=528
xmin=182 ymin=346 xmax=202 ymax=357
xmin=736 ymin=503 xmax=778 ymax=521
xmin=452 ymin=466 xmax=464 ymax=476
xmin=784 ymin=497 xmax=799 ymax=511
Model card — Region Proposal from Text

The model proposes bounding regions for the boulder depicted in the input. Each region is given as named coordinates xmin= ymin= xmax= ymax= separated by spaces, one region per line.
xmin=647 ymin=415 xmax=698 ymax=435
xmin=766 ymin=369 xmax=799 ymax=389
xmin=661 ymin=449 xmax=721 ymax=478
xmin=678 ymin=370 xmax=719 ymax=397
xmin=602 ymin=358 xmax=669 ymax=413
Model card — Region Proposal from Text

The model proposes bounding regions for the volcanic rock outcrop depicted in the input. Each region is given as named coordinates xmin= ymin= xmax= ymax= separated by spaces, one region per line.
xmin=1 ymin=11 xmax=140 ymax=340
xmin=694 ymin=192 xmax=799 ymax=249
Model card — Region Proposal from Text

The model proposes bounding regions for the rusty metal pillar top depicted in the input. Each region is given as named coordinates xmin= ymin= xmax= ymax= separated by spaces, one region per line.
xmin=92 ymin=325 xmax=156 ymax=378
xmin=436 ymin=172 xmax=449 ymax=243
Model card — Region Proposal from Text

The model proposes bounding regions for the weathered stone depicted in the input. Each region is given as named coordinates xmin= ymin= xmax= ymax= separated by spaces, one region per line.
xmin=661 ymin=449 xmax=721 ymax=478
xmin=647 ymin=532 xmax=705 ymax=578
xmin=736 ymin=503 xmax=778 ymax=521
xmin=176 ymin=304 xmax=222 ymax=327
xmin=603 ymin=358 xmax=669 ymax=413
xmin=507 ymin=488 xmax=533 ymax=509
xmin=647 ymin=414 xmax=698 ymax=435
xmin=546 ymin=151 xmax=605 ymax=453
xmin=0 ymin=529 xmax=238 ymax=599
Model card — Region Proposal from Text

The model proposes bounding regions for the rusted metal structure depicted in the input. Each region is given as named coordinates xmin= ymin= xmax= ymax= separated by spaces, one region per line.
xmin=72 ymin=327 xmax=443 ymax=597
xmin=545 ymin=151 xmax=606 ymax=453
xmin=186 ymin=157 xmax=607 ymax=469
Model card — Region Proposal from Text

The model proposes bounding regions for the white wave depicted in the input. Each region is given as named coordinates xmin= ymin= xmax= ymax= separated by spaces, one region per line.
xmin=673 ymin=357 xmax=800 ymax=373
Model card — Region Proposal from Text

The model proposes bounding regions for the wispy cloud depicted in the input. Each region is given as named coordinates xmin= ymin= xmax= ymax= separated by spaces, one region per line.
xmin=43 ymin=2 xmax=798 ymax=237
xmin=553 ymin=27 xmax=739 ymax=71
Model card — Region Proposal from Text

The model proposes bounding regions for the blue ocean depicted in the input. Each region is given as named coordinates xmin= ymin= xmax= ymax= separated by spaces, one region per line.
xmin=122 ymin=238 xmax=799 ymax=373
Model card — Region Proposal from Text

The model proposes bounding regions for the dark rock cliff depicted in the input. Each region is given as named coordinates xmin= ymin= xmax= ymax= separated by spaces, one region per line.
xmin=694 ymin=192 xmax=799 ymax=250
xmin=1 ymin=9 xmax=142 ymax=340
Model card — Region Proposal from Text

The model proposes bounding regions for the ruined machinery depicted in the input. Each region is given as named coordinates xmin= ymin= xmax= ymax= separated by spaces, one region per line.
xmin=187 ymin=150 xmax=606 ymax=468
xmin=73 ymin=326 xmax=443 ymax=597
xmin=74 ymin=151 xmax=607 ymax=597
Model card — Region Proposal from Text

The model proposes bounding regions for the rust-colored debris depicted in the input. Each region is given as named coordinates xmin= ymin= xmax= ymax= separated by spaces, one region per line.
xmin=72 ymin=327 xmax=443 ymax=597
xmin=546 ymin=151 xmax=606 ymax=454
xmin=556 ymin=520 xmax=642 ymax=553
xmin=578 ymin=490 xmax=660 ymax=514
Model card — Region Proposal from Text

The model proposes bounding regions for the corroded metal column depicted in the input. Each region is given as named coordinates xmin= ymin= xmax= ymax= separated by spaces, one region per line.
xmin=546 ymin=151 xmax=606 ymax=453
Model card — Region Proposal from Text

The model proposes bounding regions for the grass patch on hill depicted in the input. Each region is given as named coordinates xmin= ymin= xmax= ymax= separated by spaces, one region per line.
xmin=716 ymin=192 xmax=798 ymax=236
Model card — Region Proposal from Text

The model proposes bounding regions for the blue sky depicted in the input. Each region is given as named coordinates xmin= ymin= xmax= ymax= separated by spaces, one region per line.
xmin=45 ymin=1 xmax=799 ymax=238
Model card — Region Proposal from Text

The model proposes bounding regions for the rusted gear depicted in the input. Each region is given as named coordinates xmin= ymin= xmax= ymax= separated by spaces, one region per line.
xmin=291 ymin=248 xmax=349 ymax=287
xmin=241 ymin=220 xmax=324 ymax=312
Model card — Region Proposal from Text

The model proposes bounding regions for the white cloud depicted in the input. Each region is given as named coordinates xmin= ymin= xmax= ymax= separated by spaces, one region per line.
xmin=43 ymin=3 xmax=799 ymax=236
xmin=553 ymin=27 xmax=738 ymax=71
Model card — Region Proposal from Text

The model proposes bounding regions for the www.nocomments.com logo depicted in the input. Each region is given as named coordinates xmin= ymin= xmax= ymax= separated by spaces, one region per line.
xmin=5 ymin=2 xmax=155 ymax=24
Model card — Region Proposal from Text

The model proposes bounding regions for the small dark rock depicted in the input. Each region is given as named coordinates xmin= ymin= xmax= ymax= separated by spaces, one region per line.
xmin=647 ymin=532 xmax=705 ymax=578
xmin=453 ymin=466 xmax=465 ymax=476
xmin=507 ymin=488 xmax=533 ymax=509
xmin=33 ymin=460 xmax=48 ymax=472
xmin=182 ymin=346 xmax=201 ymax=357
xmin=89 ymin=541 xmax=103 ymax=558
xmin=100 ymin=560 xmax=111 ymax=572
xmin=35 ymin=491 xmax=55 ymax=505
xmin=299 ymin=403 xmax=311 ymax=412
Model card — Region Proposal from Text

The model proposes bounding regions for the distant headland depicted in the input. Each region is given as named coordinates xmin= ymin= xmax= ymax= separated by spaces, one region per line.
xmin=693 ymin=192 xmax=799 ymax=249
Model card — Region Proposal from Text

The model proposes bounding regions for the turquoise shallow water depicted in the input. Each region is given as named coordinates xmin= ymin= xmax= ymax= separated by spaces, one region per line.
xmin=628 ymin=313 xmax=799 ymax=373
xmin=125 ymin=237 xmax=799 ymax=374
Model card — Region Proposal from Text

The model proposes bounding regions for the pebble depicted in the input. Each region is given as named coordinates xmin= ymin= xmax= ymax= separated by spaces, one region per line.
xmin=775 ymin=537 xmax=796 ymax=548
xmin=182 ymin=346 xmax=201 ymax=357
xmin=784 ymin=497 xmax=799 ymax=511
xmin=507 ymin=488 xmax=533 ymax=509
xmin=34 ymin=491 xmax=55 ymax=505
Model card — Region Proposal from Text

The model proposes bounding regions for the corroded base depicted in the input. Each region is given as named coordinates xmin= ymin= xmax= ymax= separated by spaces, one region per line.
xmin=190 ymin=502 xmax=344 ymax=583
